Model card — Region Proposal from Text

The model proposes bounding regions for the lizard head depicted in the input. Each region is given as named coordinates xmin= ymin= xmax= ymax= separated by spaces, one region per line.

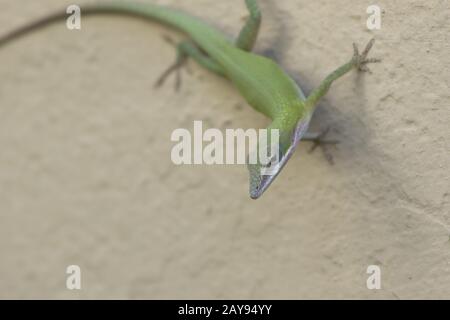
xmin=247 ymin=113 xmax=312 ymax=200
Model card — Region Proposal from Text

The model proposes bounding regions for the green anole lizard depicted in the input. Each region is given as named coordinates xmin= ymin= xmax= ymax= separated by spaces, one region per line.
xmin=0 ymin=0 xmax=380 ymax=199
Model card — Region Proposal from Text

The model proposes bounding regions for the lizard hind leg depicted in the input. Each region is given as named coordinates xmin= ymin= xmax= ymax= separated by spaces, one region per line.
xmin=154 ymin=37 xmax=225 ymax=91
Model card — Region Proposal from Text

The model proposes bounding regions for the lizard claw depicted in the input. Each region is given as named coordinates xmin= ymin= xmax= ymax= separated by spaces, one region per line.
xmin=352 ymin=38 xmax=381 ymax=72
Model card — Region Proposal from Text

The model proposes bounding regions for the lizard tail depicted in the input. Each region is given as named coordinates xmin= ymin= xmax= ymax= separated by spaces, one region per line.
xmin=0 ymin=2 xmax=209 ymax=48
xmin=0 ymin=11 xmax=68 ymax=47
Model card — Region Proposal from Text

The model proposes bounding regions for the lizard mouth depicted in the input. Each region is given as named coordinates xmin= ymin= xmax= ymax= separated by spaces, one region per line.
xmin=248 ymin=114 xmax=312 ymax=199
xmin=248 ymin=142 xmax=296 ymax=200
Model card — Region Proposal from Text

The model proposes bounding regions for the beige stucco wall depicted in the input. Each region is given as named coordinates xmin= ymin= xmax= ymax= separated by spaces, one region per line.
xmin=0 ymin=0 xmax=448 ymax=299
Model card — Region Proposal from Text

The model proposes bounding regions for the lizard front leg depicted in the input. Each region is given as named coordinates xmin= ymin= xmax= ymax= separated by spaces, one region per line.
xmin=302 ymin=39 xmax=381 ymax=164
xmin=305 ymin=39 xmax=381 ymax=109
xmin=302 ymin=128 xmax=339 ymax=165
xmin=235 ymin=0 xmax=262 ymax=51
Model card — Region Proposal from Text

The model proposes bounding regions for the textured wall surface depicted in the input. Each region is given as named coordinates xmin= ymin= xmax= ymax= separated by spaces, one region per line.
xmin=0 ymin=0 xmax=448 ymax=299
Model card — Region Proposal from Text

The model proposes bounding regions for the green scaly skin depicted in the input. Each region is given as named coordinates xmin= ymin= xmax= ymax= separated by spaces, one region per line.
xmin=0 ymin=0 xmax=380 ymax=199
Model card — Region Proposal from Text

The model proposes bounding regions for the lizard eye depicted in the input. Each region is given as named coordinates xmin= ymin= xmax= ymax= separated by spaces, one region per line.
xmin=261 ymin=155 xmax=277 ymax=169
xmin=262 ymin=160 xmax=272 ymax=168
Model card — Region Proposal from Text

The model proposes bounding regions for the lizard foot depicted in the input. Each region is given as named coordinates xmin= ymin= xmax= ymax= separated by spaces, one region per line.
xmin=352 ymin=38 xmax=382 ymax=73
xmin=304 ymin=127 xmax=339 ymax=165
xmin=154 ymin=57 xmax=186 ymax=91
xmin=154 ymin=36 xmax=189 ymax=91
